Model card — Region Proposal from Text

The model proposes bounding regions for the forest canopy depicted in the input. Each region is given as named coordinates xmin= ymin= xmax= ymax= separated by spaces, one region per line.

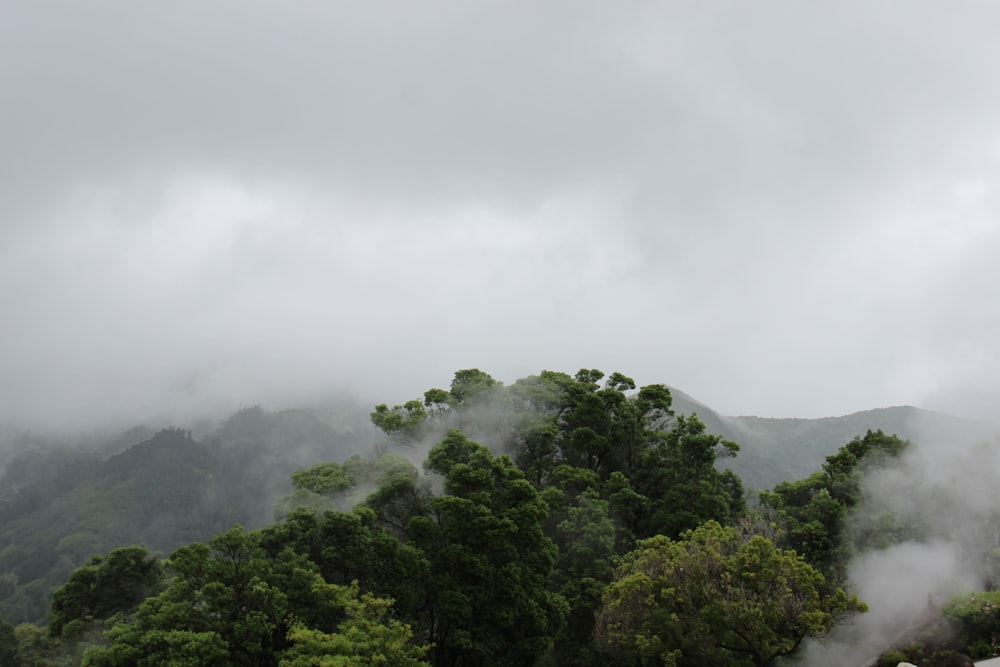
xmin=1 ymin=368 xmax=989 ymax=666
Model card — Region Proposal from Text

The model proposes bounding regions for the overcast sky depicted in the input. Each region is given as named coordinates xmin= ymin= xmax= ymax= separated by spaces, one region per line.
xmin=2 ymin=1 xmax=999 ymax=431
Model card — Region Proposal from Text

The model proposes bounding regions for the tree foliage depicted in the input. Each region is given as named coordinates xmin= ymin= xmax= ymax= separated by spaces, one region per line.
xmin=3 ymin=367 xmax=945 ymax=666
xmin=49 ymin=546 xmax=163 ymax=639
xmin=943 ymin=590 xmax=1000 ymax=659
xmin=596 ymin=521 xmax=864 ymax=667
xmin=280 ymin=579 xmax=429 ymax=667
xmin=759 ymin=429 xmax=909 ymax=583
xmin=410 ymin=429 xmax=567 ymax=666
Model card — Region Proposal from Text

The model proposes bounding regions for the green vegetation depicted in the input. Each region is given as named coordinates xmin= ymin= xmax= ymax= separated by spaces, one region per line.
xmin=943 ymin=591 xmax=1000 ymax=659
xmin=596 ymin=521 xmax=863 ymax=666
xmin=0 ymin=367 xmax=996 ymax=665
xmin=0 ymin=408 xmax=368 ymax=626
xmin=759 ymin=429 xmax=910 ymax=585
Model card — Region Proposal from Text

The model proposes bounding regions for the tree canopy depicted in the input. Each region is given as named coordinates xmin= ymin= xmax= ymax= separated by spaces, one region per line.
xmin=4 ymin=367 xmax=961 ymax=666
xmin=596 ymin=521 xmax=864 ymax=667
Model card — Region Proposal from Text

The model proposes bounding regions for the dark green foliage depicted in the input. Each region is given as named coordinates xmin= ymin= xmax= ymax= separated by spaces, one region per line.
xmin=597 ymin=521 xmax=864 ymax=667
xmin=0 ymin=618 xmax=15 ymax=666
xmin=370 ymin=368 xmax=749 ymax=665
xmin=759 ymin=429 xmax=909 ymax=583
xmin=547 ymin=489 xmax=618 ymax=666
xmin=2 ymin=367 xmax=951 ymax=665
xmin=81 ymin=527 xmax=366 ymax=666
xmin=411 ymin=429 xmax=567 ymax=666
xmin=370 ymin=401 xmax=428 ymax=446
xmin=0 ymin=406 xmax=366 ymax=626
xmin=448 ymin=369 xmax=500 ymax=404
xmin=49 ymin=546 xmax=162 ymax=639
xmin=258 ymin=507 xmax=429 ymax=621
xmin=943 ymin=591 xmax=1000 ymax=659
xmin=631 ymin=414 xmax=744 ymax=540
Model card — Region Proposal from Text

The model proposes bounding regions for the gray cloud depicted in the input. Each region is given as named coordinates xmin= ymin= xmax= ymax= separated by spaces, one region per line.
xmin=2 ymin=1 xmax=1000 ymax=430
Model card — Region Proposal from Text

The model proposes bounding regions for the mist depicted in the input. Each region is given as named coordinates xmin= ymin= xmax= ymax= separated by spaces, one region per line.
xmin=800 ymin=416 xmax=1000 ymax=666
xmin=3 ymin=1 xmax=1000 ymax=436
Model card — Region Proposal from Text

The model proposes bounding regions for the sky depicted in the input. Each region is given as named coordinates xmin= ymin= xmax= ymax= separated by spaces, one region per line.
xmin=2 ymin=1 xmax=1000 ymax=431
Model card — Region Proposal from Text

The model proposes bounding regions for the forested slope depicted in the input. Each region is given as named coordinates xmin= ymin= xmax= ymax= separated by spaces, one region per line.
xmin=667 ymin=389 xmax=1000 ymax=490
xmin=0 ymin=408 xmax=367 ymax=625
xmin=1 ymin=369 xmax=997 ymax=666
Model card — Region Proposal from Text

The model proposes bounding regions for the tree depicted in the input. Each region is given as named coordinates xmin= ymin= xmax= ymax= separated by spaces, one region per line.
xmin=633 ymin=414 xmax=744 ymax=539
xmin=408 ymin=429 xmax=567 ymax=666
xmin=942 ymin=590 xmax=1000 ymax=660
xmin=13 ymin=622 xmax=69 ymax=667
xmin=447 ymin=369 xmax=499 ymax=405
xmin=280 ymin=578 xmax=429 ymax=667
xmin=596 ymin=521 xmax=863 ymax=667
xmin=0 ymin=618 xmax=16 ymax=666
xmin=370 ymin=401 xmax=427 ymax=447
xmin=760 ymin=429 xmax=909 ymax=584
xmin=259 ymin=507 xmax=429 ymax=623
xmin=82 ymin=528 xmax=317 ymax=666
xmin=49 ymin=545 xmax=163 ymax=639
xmin=274 ymin=453 xmax=422 ymax=521
xmin=370 ymin=370 xmax=503 ymax=449
xmin=547 ymin=488 xmax=618 ymax=666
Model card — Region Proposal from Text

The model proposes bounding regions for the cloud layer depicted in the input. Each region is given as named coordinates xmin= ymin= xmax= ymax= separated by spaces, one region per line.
xmin=3 ymin=1 xmax=1000 ymax=430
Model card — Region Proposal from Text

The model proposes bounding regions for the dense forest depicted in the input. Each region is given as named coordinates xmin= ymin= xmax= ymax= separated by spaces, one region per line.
xmin=1 ymin=368 xmax=998 ymax=666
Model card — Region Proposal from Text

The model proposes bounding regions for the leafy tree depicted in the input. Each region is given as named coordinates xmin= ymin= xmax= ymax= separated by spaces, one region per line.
xmin=290 ymin=462 xmax=357 ymax=496
xmin=259 ymin=507 xmax=429 ymax=623
xmin=82 ymin=627 xmax=228 ymax=667
xmin=408 ymin=429 xmax=567 ymax=667
xmin=547 ymin=489 xmax=618 ymax=666
xmin=760 ymin=429 xmax=909 ymax=583
xmin=596 ymin=521 xmax=864 ymax=667
xmin=13 ymin=622 xmax=70 ymax=667
xmin=447 ymin=369 xmax=499 ymax=405
xmin=370 ymin=401 xmax=428 ymax=447
xmin=49 ymin=545 xmax=163 ymax=639
xmin=83 ymin=528 xmax=318 ymax=666
xmin=632 ymin=414 xmax=744 ymax=539
xmin=943 ymin=590 xmax=1000 ymax=659
xmin=280 ymin=578 xmax=430 ymax=667
xmin=0 ymin=618 xmax=16 ymax=666
xmin=275 ymin=451 xmax=428 ymax=524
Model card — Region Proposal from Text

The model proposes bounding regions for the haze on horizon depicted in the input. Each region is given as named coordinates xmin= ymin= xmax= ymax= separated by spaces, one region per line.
xmin=2 ymin=1 xmax=1000 ymax=432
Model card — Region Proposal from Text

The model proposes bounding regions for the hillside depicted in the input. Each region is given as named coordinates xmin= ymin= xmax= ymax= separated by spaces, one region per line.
xmin=0 ymin=407 xmax=370 ymax=625
xmin=668 ymin=389 xmax=1000 ymax=490
xmin=2 ymin=381 xmax=998 ymax=629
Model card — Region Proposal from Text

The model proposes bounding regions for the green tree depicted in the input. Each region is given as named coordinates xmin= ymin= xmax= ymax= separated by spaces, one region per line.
xmin=547 ymin=489 xmax=619 ymax=666
xmin=259 ymin=507 xmax=429 ymax=624
xmin=942 ymin=590 xmax=1000 ymax=659
xmin=370 ymin=370 xmax=503 ymax=448
xmin=84 ymin=528 xmax=319 ymax=666
xmin=280 ymin=578 xmax=429 ymax=667
xmin=408 ymin=429 xmax=567 ymax=667
xmin=49 ymin=545 xmax=163 ymax=639
xmin=596 ymin=521 xmax=863 ymax=667
xmin=0 ymin=618 xmax=16 ymax=666
xmin=370 ymin=401 xmax=428 ymax=447
xmin=447 ymin=369 xmax=499 ymax=405
xmin=760 ymin=429 xmax=909 ymax=583
xmin=633 ymin=414 xmax=744 ymax=539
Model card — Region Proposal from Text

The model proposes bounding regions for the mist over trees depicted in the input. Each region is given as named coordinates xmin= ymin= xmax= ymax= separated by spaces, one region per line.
xmin=0 ymin=368 xmax=998 ymax=666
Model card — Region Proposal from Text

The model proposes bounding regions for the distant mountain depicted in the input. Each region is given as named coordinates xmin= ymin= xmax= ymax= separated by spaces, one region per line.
xmin=668 ymin=388 xmax=1000 ymax=490
xmin=0 ymin=406 xmax=369 ymax=625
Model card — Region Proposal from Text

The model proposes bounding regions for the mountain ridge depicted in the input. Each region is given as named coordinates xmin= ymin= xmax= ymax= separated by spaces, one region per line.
xmin=666 ymin=389 xmax=1000 ymax=490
